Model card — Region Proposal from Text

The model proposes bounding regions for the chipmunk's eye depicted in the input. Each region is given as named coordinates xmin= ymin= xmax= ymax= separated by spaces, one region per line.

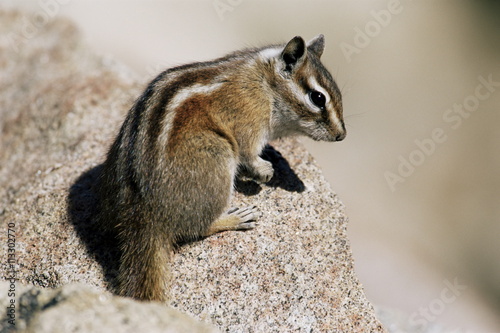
xmin=309 ymin=90 xmax=326 ymax=109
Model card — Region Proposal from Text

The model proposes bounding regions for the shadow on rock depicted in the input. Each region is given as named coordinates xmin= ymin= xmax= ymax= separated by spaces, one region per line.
xmin=235 ymin=144 xmax=305 ymax=196
xmin=67 ymin=164 xmax=121 ymax=292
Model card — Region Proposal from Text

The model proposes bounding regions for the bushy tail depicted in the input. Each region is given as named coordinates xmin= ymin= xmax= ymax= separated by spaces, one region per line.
xmin=117 ymin=226 xmax=173 ymax=302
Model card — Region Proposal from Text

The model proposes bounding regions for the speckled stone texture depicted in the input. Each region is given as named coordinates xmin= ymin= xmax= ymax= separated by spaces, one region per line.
xmin=0 ymin=9 xmax=385 ymax=333
xmin=0 ymin=282 xmax=220 ymax=333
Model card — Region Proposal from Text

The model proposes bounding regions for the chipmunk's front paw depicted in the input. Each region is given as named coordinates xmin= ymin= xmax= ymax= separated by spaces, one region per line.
xmin=253 ymin=159 xmax=274 ymax=183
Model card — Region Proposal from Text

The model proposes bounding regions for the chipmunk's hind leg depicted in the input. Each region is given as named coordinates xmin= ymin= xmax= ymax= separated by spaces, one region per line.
xmin=205 ymin=206 xmax=259 ymax=236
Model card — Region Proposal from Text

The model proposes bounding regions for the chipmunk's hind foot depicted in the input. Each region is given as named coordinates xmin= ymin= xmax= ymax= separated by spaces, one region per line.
xmin=206 ymin=206 xmax=259 ymax=236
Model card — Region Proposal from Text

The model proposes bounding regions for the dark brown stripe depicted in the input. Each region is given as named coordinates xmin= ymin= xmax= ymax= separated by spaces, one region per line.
xmin=146 ymin=66 xmax=223 ymax=153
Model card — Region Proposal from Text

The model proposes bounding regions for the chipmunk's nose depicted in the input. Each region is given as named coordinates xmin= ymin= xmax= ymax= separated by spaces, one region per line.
xmin=335 ymin=121 xmax=347 ymax=141
xmin=335 ymin=131 xmax=346 ymax=142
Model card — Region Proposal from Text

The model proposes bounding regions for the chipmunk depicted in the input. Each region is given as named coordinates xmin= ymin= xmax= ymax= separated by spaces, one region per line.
xmin=97 ymin=34 xmax=346 ymax=302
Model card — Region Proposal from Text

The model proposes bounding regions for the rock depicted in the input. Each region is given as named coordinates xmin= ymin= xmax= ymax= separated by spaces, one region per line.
xmin=0 ymin=282 xmax=219 ymax=333
xmin=0 ymin=9 xmax=385 ymax=332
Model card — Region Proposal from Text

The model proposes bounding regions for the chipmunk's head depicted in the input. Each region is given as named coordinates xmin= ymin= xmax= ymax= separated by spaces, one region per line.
xmin=262 ymin=34 xmax=346 ymax=142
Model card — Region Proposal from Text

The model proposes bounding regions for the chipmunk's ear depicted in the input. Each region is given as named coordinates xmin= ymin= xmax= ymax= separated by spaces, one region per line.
xmin=307 ymin=34 xmax=325 ymax=58
xmin=281 ymin=36 xmax=306 ymax=71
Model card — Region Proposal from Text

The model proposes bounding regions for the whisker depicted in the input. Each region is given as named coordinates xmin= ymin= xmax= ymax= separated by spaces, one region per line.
xmin=345 ymin=112 xmax=368 ymax=118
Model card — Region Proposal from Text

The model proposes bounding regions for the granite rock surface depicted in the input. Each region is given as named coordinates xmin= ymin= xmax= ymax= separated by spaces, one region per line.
xmin=0 ymin=282 xmax=219 ymax=333
xmin=0 ymin=9 xmax=385 ymax=332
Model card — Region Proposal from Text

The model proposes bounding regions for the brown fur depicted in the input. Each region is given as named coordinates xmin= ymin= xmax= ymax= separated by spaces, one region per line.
xmin=97 ymin=35 xmax=345 ymax=302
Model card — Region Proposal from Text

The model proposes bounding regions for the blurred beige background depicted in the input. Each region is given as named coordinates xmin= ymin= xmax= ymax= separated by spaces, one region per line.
xmin=7 ymin=0 xmax=500 ymax=331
